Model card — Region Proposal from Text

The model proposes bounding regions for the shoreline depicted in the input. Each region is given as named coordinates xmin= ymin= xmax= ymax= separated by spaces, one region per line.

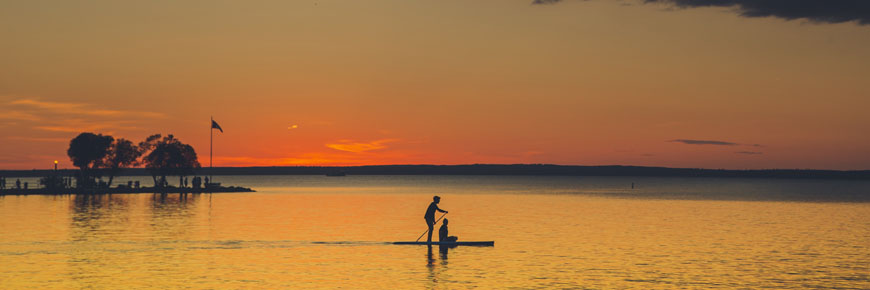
xmin=0 ymin=186 xmax=255 ymax=196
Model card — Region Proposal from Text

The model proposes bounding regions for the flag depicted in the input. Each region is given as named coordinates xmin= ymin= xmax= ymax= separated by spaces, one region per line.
xmin=211 ymin=120 xmax=223 ymax=133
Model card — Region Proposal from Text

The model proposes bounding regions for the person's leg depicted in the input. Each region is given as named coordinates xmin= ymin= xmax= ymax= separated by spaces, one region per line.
xmin=426 ymin=219 xmax=434 ymax=243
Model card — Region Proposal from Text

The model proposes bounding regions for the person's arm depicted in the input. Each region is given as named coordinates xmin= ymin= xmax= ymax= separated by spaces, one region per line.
xmin=436 ymin=205 xmax=448 ymax=213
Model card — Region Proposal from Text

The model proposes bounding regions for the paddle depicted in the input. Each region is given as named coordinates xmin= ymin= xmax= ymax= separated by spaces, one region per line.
xmin=415 ymin=212 xmax=448 ymax=242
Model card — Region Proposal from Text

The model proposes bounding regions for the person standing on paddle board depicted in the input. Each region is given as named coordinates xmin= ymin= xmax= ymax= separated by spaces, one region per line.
xmin=425 ymin=196 xmax=448 ymax=243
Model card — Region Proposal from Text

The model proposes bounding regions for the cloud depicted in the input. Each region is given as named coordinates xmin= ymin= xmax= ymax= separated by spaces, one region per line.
xmin=534 ymin=0 xmax=870 ymax=25
xmin=669 ymin=139 xmax=739 ymax=146
xmin=669 ymin=139 xmax=767 ymax=156
xmin=5 ymin=98 xmax=166 ymax=135
xmin=4 ymin=136 xmax=69 ymax=143
xmin=10 ymin=98 xmax=166 ymax=119
xmin=214 ymin=148 xmax=427 ymax=166
xmin=35 ymin=125 xmax=108 ymax=133
xmin=0 ymin=111 xmax=41 ymax=121
xmin=10 ymin=99 xmax=84 ymax=111
xmin=215 ymin=154 xmax=369 ymax=166
xmin=532 ymin=0 xmax=563 ymax=4
xmin=645 ymin=0 xmax=870 ymax=25
xmin=325 ymin=139 xmax=398 ymax=153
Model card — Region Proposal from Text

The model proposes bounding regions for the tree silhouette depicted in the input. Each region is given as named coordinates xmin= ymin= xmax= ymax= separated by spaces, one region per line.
xmin=138 ymin=134 xmax=162 ymax=156
xmin=139 ymin=134 xmax=163 ymax=186
xmin=141 ymin=134 xmax=200 ymax=187
xmin=103 ymin=138 xmax=141 ymax=187
xmin=67 ymin=132 xmax=114 ymax=188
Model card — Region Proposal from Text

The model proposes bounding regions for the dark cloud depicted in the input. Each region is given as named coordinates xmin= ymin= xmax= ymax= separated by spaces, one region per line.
xmin=533 ymin=0 xmax=870 ymax=25
xmin=735 ymin=151 xmax=763 ymax=155
xmin=669 ymin=139 xmax=739 ymax=146
xmin=645 ymin=0 xmax=870 ymax=25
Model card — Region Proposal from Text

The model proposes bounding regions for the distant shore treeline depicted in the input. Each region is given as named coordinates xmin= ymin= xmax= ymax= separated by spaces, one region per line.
xmin=3 ymin=164 xmax=870 ymax=180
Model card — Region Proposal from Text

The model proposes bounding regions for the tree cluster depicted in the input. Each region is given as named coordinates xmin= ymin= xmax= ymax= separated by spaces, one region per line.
xmin=66 ymin=132 xmax=200 ymax=188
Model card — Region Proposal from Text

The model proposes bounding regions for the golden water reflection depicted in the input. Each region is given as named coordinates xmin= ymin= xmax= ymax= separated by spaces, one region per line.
xmin=0 ymin=191 xmax=869 ymax=289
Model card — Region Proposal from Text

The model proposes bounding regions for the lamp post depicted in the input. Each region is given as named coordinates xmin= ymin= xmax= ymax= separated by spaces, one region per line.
xmin=54 ymin=160 xmax=58 ymax=171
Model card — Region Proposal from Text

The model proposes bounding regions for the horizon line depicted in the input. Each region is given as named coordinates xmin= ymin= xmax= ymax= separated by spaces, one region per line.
xmin=1 ymin=163 xmax=869 ymax=172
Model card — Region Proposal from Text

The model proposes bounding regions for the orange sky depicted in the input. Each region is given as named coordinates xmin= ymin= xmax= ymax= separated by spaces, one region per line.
xmin=2 ymin=0 xmax=869 ymax=170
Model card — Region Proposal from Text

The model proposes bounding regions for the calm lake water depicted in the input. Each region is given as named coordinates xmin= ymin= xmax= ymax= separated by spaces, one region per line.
xmin=1 ymin=175 xmax=869 ymax=289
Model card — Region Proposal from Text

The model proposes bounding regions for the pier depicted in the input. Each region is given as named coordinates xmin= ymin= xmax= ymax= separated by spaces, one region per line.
xmin=0 ymin=185 xmax=254 ymax=196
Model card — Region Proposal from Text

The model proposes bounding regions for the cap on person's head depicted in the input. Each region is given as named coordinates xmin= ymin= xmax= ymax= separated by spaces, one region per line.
xmin=433 ymin=195 xmax=441 ymax=201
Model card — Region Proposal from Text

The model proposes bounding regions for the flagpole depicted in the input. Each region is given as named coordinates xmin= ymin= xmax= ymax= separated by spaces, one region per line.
xmin=210 ymin=116 xmax=213 ymax=185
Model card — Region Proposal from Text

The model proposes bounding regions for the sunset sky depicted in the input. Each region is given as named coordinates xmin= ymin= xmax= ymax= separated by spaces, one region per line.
xmin=2 ymin=0 xmax=869 ymax=170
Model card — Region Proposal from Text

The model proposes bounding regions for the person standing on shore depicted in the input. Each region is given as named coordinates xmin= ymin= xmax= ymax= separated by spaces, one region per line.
xmin=424 ymin=196 xmax=448 ymax=243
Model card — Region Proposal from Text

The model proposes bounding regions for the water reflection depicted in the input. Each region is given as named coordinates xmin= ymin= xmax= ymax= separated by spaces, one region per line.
xmin=68 ymin=193 xmax=204 ymax=242
xmin=150 ymin=193 xmax=200 ymax=240
xmin=150 ymin=193 xmax=197 ymax=210
xmin=1 ymin=179 xmax=868 ymax=289
xmin=426 ymin=245 xmax=437 ymax=285
xmin=70 ymin=194 xmax=130 ymax=242
xmin=439 ymin=245 xmax=452 ymax=262
xmin=426 ymin=245 xmax=455 ymax=287
xmin=68 ymin=194 xmax=134 ymax=287
xmin=65 ymin=193 xmax=208 ymax=288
